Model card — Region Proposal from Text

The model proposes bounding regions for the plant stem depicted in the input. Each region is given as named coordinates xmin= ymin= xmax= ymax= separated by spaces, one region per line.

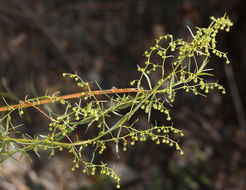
xmin=0 ymin=88 xmax=149 ymax=112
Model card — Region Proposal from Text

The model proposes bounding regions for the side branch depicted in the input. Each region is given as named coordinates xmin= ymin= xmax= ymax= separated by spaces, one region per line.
xmin=0 ymin=88 xmax=149 ymax=112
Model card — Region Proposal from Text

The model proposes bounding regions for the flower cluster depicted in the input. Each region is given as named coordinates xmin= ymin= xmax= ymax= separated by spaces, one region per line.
xmin=118 ymin=125 xmax=184 ymax=155
xmin=0 ymin=14 xmax=232 ymax=189
xmin=133 ymin=14 xmax=231 ymax=109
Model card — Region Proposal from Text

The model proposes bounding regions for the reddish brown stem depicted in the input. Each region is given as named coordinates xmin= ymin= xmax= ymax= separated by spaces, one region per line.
xmin=0 ymin=88 xmax=149 ymax=112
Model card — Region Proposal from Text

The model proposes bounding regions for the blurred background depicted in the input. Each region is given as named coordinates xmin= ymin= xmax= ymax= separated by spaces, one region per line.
xmin=0 ymin=0 xmax=245 ymax=189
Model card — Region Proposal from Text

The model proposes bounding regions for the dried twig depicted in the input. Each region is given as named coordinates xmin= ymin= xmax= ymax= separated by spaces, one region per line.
xmin=0 ymin=88 xmax=149 ymax=112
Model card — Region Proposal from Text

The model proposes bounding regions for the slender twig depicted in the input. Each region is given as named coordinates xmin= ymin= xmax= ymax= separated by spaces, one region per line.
xmin=32 ymin=105 xmax=79 ymax=152
xmin=224 ymin=63 xmax=246 ymax=131
xmin=0 ymin=88 xmax=149 ymax=112
xmin=32 ymin=105 xmax=52 ymax=121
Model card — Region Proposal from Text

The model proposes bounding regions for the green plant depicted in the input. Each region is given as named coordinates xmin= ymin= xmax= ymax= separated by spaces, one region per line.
xmin=0 ymin=14 xmax=232 ymax=188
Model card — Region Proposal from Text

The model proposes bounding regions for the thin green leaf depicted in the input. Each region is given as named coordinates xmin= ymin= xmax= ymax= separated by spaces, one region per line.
xmin=148 ymin=94 xmax=156 ymax=122
xmin=116 ymin=102 xmax=133 ymax=110
xmin=197 ymin=57 xmax=209 ymax=74
xmin=111 ymin=110 xmax=122 ymax=117
xmin=143 ymin=71 xmax=152 ymax=90
xmin=90 ymin=150 xmax=96 ymax=163
xmin=197 ymin=72 xmax=214 ymax=77
xmin=169 ymin=74 xmax=175 ymax=98
xmin=116 ymin=126 xmax=122 ymax=157
xmin=33 ymin=149 xmax=40 ymax=158
xmin=186 ymin=25 xmax=195 ymax=40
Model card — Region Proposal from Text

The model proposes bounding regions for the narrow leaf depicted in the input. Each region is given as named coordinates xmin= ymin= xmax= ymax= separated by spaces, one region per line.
xmin=143 ymin=71 xmax=152 ymax=90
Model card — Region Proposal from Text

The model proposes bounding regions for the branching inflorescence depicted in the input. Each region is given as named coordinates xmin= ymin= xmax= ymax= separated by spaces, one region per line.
xmin=0 ymin=15 xmax=232 ymax=188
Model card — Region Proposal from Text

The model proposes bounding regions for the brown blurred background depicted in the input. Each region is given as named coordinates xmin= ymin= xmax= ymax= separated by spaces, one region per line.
xmin=0 ymin=0 xmax=245 ymax=190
